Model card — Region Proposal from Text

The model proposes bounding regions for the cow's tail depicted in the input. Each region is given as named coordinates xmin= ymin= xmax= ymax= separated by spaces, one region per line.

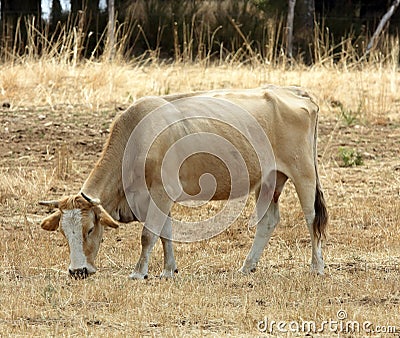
xmin=312 ymin=105 xmax=328 ymax=241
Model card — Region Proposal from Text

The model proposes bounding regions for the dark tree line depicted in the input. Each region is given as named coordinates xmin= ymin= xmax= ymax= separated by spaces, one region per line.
xmin=1 ymin=0 xmax=399 ymax=62
xmin=1 ymin=0 xmax=41 ymax=49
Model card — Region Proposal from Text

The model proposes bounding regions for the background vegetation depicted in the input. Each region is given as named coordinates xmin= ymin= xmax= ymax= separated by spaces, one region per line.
xmin=1 ymin=0 xmax=400 ymax=63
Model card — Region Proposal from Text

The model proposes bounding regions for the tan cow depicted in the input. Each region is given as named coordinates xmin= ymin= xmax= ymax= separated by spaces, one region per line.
xmin=39 ymin=86 xmax=328 ymax=279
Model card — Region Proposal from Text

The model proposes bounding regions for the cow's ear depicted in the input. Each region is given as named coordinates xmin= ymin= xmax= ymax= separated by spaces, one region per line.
xmin=95 ymin=206 xmax=119 ymax=229
xmin=40 ymin=210 xmax=61 ymax=231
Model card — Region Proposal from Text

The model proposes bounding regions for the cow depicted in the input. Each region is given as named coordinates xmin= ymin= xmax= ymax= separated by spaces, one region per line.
xmin=39 ymin=85 xmax=328 ymax=279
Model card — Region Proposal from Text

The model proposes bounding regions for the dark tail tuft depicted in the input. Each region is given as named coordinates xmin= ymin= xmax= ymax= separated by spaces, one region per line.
xmin=311 ymin=102 xmax=328 ymax=241
xmin=313 ymin=183 xmax=328 ymax=240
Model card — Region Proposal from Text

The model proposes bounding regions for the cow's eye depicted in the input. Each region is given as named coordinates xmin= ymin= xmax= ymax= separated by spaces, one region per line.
xmin=88 ymin=227 xmax=94 ymax=235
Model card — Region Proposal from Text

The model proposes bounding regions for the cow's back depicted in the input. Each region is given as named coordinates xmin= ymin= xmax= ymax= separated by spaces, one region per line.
xmin=136 ymin=86 xmax=318 ymax=200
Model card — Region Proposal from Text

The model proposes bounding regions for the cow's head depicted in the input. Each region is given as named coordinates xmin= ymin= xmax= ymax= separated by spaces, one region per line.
xmin=39 ymin=192 xmax=119 ymax=279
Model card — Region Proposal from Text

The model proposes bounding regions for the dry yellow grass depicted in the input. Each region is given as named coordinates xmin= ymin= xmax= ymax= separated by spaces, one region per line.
xmin=0 ymin=59 xmax=399 ymax=336
xmin=1 ymin=60 xmax=400 ymax=120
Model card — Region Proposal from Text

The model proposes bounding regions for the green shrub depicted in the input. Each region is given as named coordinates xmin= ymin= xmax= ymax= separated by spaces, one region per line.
xmin=338 ymin=147 xmax=364 ymax=167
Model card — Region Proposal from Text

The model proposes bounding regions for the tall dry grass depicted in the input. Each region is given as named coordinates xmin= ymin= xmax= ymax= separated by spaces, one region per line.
xmin=0 ymin=16 xmax=399 ymax=336
xmin=1 ymin=58 xmax=399 ymax=123
xmin=1 ymin=16 xmax=399 ymax=121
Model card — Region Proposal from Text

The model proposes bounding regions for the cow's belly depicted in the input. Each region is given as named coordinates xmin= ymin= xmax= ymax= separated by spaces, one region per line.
xmin=176 ymin=152 xmax=262 ymax=201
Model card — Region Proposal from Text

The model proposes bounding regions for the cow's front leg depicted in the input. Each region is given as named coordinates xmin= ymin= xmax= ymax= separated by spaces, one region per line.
xmin=129 ymin=226 xmax=158 ymax=279
xmin=129 ymin=189 xmax=173 ymax=280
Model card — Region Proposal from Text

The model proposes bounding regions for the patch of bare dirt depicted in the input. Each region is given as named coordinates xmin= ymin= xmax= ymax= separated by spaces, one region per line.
xmin=0 ymin=105 xmax=121 ymax=174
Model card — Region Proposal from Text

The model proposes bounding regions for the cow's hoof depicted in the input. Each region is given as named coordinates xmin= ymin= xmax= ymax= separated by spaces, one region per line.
xmin=160 ymin=268 xmax=178 ymax=279
xmin=310 ymin=264 xmax=324 ymax=276
xmin=128 ymin=271 xmax=148 ymax=280
xmin=238 ymin=265 xmax=256 ymax=274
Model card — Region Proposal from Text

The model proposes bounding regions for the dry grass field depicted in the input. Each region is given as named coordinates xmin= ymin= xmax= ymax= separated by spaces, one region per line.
xmin=0 ymin=59 xmax=399 ymax=336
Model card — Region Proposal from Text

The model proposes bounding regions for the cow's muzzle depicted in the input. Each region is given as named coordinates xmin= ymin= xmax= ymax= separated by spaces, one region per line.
xmin=69 ymin=267 xmax=90 ymax=279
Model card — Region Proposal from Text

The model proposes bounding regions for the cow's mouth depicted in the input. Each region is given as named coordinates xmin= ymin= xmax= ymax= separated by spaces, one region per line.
xmin=69 ymin=267 xmax=94 ymax=279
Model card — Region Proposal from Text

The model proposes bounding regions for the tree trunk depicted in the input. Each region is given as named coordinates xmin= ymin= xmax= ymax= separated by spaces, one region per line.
xmin=286 ymin=0 xmax=296 ymax=59
xmin=365 ymin=0 xmax=400 ymax=55
xmin=294 ymin=0 xmax=315 ymax=63
xmin=69 ymin=0 xmax=101 ymax=58
xmin=71 ymin=0 xmax=100 ymax=15
xmin=50 ymin=0 xmax=62 ymax=27
xmin=107 ymin=0 xmax=115 ymax=60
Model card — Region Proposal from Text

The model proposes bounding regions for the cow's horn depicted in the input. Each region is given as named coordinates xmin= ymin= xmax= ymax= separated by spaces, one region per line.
xmin=39 ymin=200 xmax=60 ymax=208
xmin=81 ymin=192 xmax=100 ymax=205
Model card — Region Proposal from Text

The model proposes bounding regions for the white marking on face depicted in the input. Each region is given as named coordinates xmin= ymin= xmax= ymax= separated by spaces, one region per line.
xmin=61 ymin=209 xmax=88 ymax=270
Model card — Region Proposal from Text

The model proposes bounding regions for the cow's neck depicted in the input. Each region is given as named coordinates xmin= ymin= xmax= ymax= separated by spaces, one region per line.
xmin=82 ymin=160 xmax=124 ymax=213
xmin=81 ymin=149 xmax=129 ymax=221
xmin=81 ymin=97 xmax=169 ymax=222
xmin=81 ymin=106 xmax=140 ymax=222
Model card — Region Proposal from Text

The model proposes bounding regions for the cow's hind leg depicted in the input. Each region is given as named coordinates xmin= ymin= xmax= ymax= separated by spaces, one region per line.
xmin=293 ymin=175 xmax=324 ymax=275
xmin=240 ymin=172 xmax=286 ymax=274
xmin=240 ymin=200 xmax=280 ymax=274
xmin=129 ymin=189 xmax=173 ymax=280
xmin=160 ymin=217 xmax=178 ymax=278
xmin=240 ymin=171 xmax=287 ymax=274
